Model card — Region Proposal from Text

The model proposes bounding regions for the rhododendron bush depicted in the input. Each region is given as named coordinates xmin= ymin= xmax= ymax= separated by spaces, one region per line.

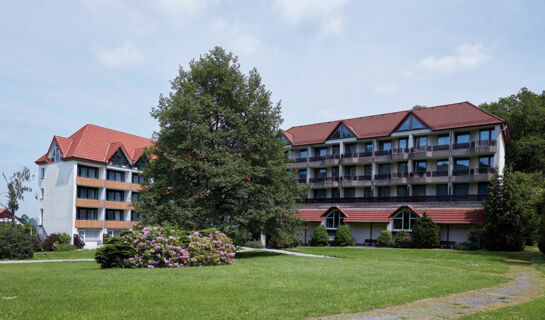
xmin=95 ymin=226 xmax=236 ymax=268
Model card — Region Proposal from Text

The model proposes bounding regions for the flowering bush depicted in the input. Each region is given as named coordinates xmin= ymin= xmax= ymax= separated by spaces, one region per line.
xmin=186 ymin=231 xmax=236 ymax=266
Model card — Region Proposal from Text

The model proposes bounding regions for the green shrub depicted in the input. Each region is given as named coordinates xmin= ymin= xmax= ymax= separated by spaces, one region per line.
xmin=394 ymin=231 xmax=412 ymax=248
xmin=95 ymin=237 xmax=136 ymax=268
xmin=454 ymin=242 xmax=478 ymax=251
xmin=58 ymin=233 xmax=71 ymax=245
xmin=178 ymin=228 xmax=219 ymax=246
xmin=333 ymin=224 xmax=353 ymax=246
xmin=30 ymin=235 xmax=43 ymax=252
xmin=43 ymin=233 xmax=60 ymax=251
xmin=412 ymin=213 xmax=440 ymax=248
xmin=55 ymin=243 xmax=77 ymax=251
xmin=0 ymin=225 xmax=33 ymax=259
xmin=310 ymin=225 xmax=329 ymax=246
xmin=269 ymin=231 xmax=299 ymax=249
xmin=244 ymin=240 xmax=264 ymax=248
xmin=378 ymin=230 xmax=392 ymax=247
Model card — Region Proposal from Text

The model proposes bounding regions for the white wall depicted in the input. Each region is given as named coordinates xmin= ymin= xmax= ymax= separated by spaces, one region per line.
xmin=348 ymin=223 xmax=387 ymax=244
xmin=439 ymin=224 xmax=471 ymax=243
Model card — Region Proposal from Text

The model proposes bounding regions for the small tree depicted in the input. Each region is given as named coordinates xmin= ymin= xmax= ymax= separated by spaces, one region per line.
xmin=412 ymin=213 xmax=440 ymax=248
xmin=310 ymin=225 xmax=329 ymax=246
xmin=394 ymin=231 xmax=413 ymax=248
xmin=1 ymin=168 xmax=33 ymax=228
xmin=333 ymin=224 xmax=353 ymax=246
xmin=378 ymin=230 xmax=392 ymax=247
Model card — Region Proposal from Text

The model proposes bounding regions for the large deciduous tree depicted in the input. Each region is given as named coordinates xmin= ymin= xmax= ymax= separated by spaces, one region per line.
xmin=139 ymin=47 xmax=307 ymax=244
xmin=1 ymin=167 xmax=33 ymax=228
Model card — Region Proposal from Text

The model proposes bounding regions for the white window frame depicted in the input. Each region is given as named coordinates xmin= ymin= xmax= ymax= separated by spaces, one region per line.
xmin=323 ymin=210 xmax=344 ymax=230
xmin=391 ymin=209 xmax=419 ymax=232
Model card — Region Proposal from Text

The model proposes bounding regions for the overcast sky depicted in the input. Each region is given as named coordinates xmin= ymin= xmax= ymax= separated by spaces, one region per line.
xmin=1 ymin=0 xmax=544 ymax=218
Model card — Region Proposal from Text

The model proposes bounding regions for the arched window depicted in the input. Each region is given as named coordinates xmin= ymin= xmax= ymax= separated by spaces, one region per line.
xmin=392 ymin=210 xmax=419 ymax=231
xmin=324 ymin=210 xmax=344 ymax=230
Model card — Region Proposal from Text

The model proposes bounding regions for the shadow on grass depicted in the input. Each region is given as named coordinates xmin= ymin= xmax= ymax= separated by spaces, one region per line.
xmin=235 ymin=251 xmax=282 ymax=259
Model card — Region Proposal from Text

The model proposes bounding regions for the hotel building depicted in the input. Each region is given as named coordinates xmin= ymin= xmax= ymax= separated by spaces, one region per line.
xmin=35 ymin=124 xmax=153 ymax=249
xmin=283 ymin=102 xmax=509 ymax=246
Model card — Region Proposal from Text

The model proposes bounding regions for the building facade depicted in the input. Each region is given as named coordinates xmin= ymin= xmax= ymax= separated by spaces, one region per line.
xmin=283 ymin=102 xmax=509 ymax=246
xmin=35 ymin=124 xmax=153 ymax=249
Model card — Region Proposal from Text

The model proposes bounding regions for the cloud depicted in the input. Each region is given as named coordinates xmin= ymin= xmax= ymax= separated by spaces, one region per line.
xmin=209 ymin=20 xmax=263 ymax=56
xmin=417 ymin=44 xmax=490 ymax=74
xmin=96 ymin=41 xmax=145 ymax=67
xmin=273 ymin=0 xmax=350 ymax=36
xmin=152 ymin=0 xmax=209 ymax=26
xmin=232 ymin=35 xmax=261 ymax=55
xmin=373 ymin=83 xmax=398 ymax=94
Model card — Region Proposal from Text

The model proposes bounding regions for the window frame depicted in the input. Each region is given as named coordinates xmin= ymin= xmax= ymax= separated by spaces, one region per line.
xmin=324 ymin=210 xmax=345 ymax=230
xmin=391 ymin=210 xmax=419 ymax=232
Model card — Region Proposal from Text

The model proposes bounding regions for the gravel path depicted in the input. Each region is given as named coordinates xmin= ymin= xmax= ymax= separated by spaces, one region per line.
xmin=310 ymin=267 xmax=545 ymax=320
xmin=0 ymin=259 xmax=94 ymax=264
xmin=239 ymin=247 xmax=336 ymax=259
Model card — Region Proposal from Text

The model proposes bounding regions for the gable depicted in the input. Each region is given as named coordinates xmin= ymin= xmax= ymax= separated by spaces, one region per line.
xmin=108 ymin=148 xmax=130 ymax=167
xmin=395 ymin=114 xmax=429 ymax=132
xmin=328 ymin=124 xmax=355 ymax=140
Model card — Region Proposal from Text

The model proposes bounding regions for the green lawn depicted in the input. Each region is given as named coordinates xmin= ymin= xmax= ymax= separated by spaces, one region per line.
xmin=29 ymin=249 xmax=97 ymax=260
xmin=0 ymin=247 xmax=524 ymax=319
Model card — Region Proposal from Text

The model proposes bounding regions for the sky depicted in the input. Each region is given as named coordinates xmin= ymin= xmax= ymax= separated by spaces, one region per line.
xmin=1 ymin=0 xmax=545 ymax=218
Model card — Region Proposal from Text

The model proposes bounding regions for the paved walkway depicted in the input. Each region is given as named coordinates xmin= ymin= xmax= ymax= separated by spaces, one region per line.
xmin=0 ymin=259 xmax=94 ymax=264
xmin=239 ymin=247 xmax=336 ymax=259
xmin=310 ymin=265 xmax=545 ymax=320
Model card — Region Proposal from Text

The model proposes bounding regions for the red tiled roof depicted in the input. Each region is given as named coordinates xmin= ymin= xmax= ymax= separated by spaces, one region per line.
xmin=283 ymin=102 xmax=505 ymax=146
xmin=296 ymin=206 xmax=485 ymax=224
xmin=36 ymin=124 xmax=154 ymax=165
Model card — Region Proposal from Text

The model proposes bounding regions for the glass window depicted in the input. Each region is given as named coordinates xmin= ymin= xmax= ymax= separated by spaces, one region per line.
xmin=364 ymin=142 xmax=373 ymax=153
xmin=478 ymin=183 xmax=489 ymax=195
xmin=398 ymin=138 xmax=408 ymax=149
xmin=345 ymin=143 xmax=357 ymax=153
xmin=132 ymin=174 xmax=145 ymax=184
xmin=437 ymin=135 xmax=450 ymax=146
xmin=437 ymin=160 xmax=449 ymax=171
xmin=314 ymin=189 xmax=327 ymax=199
xmin=77 ymin=186 xmax=98 ymax=200
xmin=363 ymin=187 xmax=372 ymax=197
xmin=380 ymin=141 xmax=392 ymax=151
xmin=133 ymin=156 xmax=149 ymax=169
xmin=315 ymin=168 xmax=327 ymax=178
xmin=76 ymin=208 xmax=98 ymax=220
xmin=379 ymin=186 xmax=390 ymax=197
xmin=413 ymin=185 xmax=426 ymax=196
xmin=398 ymin=162 xmax=408 ymax=174
xmin=332 ymin=167 xmax=339 ymax=177
xmin=392 ymin=210 xmax=419 ymax=231
xmin=107 ymin=170 xmax=125 ymax=182
xmin=455 ymin=133 xmax=470 ymax=144
xmin=414 ymin=161 xmax=427 ymax=172
xmin=332 ymin=145 xmax=340 ymax=155
xmin=344 ymin=166 xmax=356 ymax=176
xmin=78 ymin=165 xmax=99 ymax=179
xmin=479 ymin=156 xmax=494 ymax=168
xmin=364 ymin=165 xmax=372 ymax=176
xmin=109 ymin=149 xmax=130 ymax=167
xmin=325 ymin=210 xmax=344 ymax=229
xmin=379 ymin=164 xmax=391 ymax=175
xmin=454 ymin=184 xmax=469 ymax=195
xmin=415 ymin=136 xmax=427 ymax=147
xmin=331 ymin=188 xmax=340 ymax=199
xmin=316 ymin=147 xmax=328 ymax=157
xmin=455 ymin=159 xmax=470 ymax=170
xmin=299 ymin=150 xmax=308 ymax=159
xmin=436 ymin=184 xmax=448 ymax=196
xmin=132 ymin=192 xmax=139 ymax=202
xmin=397 ymin=186 xmax=408 ymax=196
xmin=342 ymin=126 xmax=354 ymax=138
xmin=480 ymin=129 xmax=494 ymax=141
xmin=330 ymin=126 xmax=341 ymax=139
xmin=411 ymin=116 xmax=425 ymax=129
xmin=397 ymin=117 xmax=411 ymax=131
xmin=106 ymin=210 xmax=124 ymax=221
xmin=106 ymin=190 xmax=124 ymax=202
xmin=344 ymin=188 xmax=355 ymax=198
xmin=299 ymin=169 xmax=307 ymax=179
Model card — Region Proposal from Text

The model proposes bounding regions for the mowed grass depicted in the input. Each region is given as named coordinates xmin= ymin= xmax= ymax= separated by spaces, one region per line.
xmin=29 ymin=249 xmax=97 ymax=260
xmin=0 ymin=248 xmax=519 ymax=320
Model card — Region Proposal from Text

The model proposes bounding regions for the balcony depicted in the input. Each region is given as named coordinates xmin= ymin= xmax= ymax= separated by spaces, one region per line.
xmin=341 ymin=175 xmax=359 ymax=187
xmin=75 ymin=219 xmax=103 ymax=229
xmin=451 ymin=168 xmax=475 ymax=183
xmin=303 ymin=194 xmax=486 ymax=204
xmin=76 ymin=176 xmax=104 ymax=188
xmin=392 ymin=148 xmax=410 ymax=160
xmin=431 ymin=144 xmax=450 ymax=158
xmin=410 ymin=171 xmax=432 ymax=183
xmin=474 ymin=167 xmax=496 ymax=181
xmin=391 ymin=172 xmax=409 ymax=184
xmin=105 ymin=220 xmax=131 ymax=229
xmin=451 ymin=142 xmax=475 ymax=156
xmin=410 ymin=146 xmax=432 ymax=159
xmin=105 ymin=180 xmax=131 ymax=191
xmin=132 ymin=183 xmax=143 ymax=192
xmin=474 ymin=140 xmax=497 ymax=155
xmin=297 ymin=177 xmax=307 ymax=183
xmin=106 ymin=201 xmax=131 ymax=210
xmin=75 ymin=198 xmax=104 ymax=208
xmin=374 ymin=150 xmax=392 ymax=162
xmin=290 ymin=158 xmax=307 ymax=169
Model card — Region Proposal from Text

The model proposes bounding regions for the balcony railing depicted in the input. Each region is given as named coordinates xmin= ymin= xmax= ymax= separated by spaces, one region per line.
xmin=410 ymin=171 xmax=431 ymax=177
xmin=392 ymin=148 xmax=409 ymax=154
xmin=432 ymin=170 xmax=449 ymax=177
xmin=309 ymin=177 xmax=325 ymax=183
xmin=342 ymin=152 xmax=358 ymax=158
xmin=432 ymin=144 xmax=450 ymax=151
xmin=303 ymin=194 xmax=485 ymax=203
xmin=294 ymin=157 xmax=307 ymax=163
xmin=359 ymin=151 xmax=373 ymax=157
xmin=309 ymin=156 xmax=324 ymax=162
xmin=297 ymin=178 xmax=307 ymax=183
xmin=374 ymin=150 xmax=392 ymax=156
xmin=478 ymin=140 xmax=497 ymax=147
xmin=358 ymin=175 xmax=372 ymax=180
xmin=374 ymin=174 xmax=391 ymax=180
xmin=452 ymin=168 xmax=474 ymax=176
xmin=341 ymin=175 xmax=357 ymax=181
xmin=477 ymin=167 xmax=496 ymax=174
xmin=392 ymin=172 xmax=409 ymax=178
xmin=411 ymin=146 xmax=432 ymax=152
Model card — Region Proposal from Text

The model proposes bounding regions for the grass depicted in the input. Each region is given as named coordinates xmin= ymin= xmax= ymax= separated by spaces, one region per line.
xmin=458 ymin=297 xmax=545 ymax=320
xmin=29 ymin=249 xmax=96 ymax=260
xmin=0 ymin=247 xmax=521 ymax=319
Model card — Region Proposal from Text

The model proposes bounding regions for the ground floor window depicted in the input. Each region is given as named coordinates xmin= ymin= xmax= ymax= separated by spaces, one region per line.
xmin=392 ymin=210 xmax=418 ymax=232
xmin=478 ymin=182 xmax=489 ymax=195
xmin=363 ymin=187 xmax=372 ymax=197
xmin=436 ymin=184 xmax=448 ymax=196
xmin=454 ymin=183 xmax=469 ymax=195
xmin=324 ymin=210 xmax=344 ymax=230
xmin=314 ymin=189 xmax=327 ymax=199
xmin=379 ymin=186 xmax=390 ymax=197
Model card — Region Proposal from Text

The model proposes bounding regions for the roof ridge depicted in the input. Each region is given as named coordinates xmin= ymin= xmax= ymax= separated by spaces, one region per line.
xmin=83 ymin=123 xmax=152 ymax=140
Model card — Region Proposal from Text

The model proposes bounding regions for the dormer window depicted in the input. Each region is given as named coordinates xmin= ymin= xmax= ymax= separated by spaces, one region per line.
xmin=133 ymin=155 xmax=149 ymax=169
xmin=396 ymin=114 xmax=427 ymax=132
xmin=52 ymin=147 xmax=62 ymax=163
xmin=109 ymin=149 xmax=129 ymax=167
xmin=329 ymin=124 xmax=354 ymax=140
xmin=392 ymin=209 xmax=419 ymax=232
xmin=324 ymin=209 xmax=345 ymax=230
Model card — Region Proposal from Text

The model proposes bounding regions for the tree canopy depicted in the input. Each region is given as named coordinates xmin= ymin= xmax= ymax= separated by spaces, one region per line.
xmin=138 ymin=47 xmax=307 ymax=244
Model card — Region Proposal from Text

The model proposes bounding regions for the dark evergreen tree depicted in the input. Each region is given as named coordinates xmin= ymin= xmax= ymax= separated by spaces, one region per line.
xmin=411 ymin=212 xmax=440 ymax=248
xmin=310 ymin=225 xmax=329 ymax=246
xmin=333 ymin=224 xmax=353 ymax=246
xmin=138 ymin=47 xmax=307 ymax=242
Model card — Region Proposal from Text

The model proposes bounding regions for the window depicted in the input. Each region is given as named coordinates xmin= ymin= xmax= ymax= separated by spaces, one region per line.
xmin=364 ymin=142 xmax=373 ymax=153
xmin=77 ymin=186 xmax=98 ymax=200
xmin=344 ymin=166 xmax=356 ymax=176
xmin=314 ymin=189 xmax=327 ymax=199
xmin=363 ymin=187 xmax=372 ymax=197
xmin=52 ymin=146 xmax=62 ymax=163
xmin=315 ymin=147 xmax=328 ymax=157
xmin=398 ymin=162 xmax=408 ymax=174
xmin=331 ymin=188 xmax=340 ymax=199
xmin=437 ymin=135 xmax=450 ymax=146
xmin=299 ymin=150 xmax=308 ymax=159
xmin=396 ymin=114 xmax=427 ymax=132
xmin=436 ymin=184 xmax=448 ymax=196
xmin=76 ymin=208 xmax=98 ymax=220
xmin=332 ymin=167 xmax=339 ymax=177
xmin=40 ymin=168 xmax=45 ymax=179
xmin=379 ymin=164 xmax=391 ymax=175
xmin=454 ymin=183 xmax=469 ymax=195
xmin=78 ymin=165 xmax=99 ymax=179
xmin=329 ymin=124 xmax=354 ymax=139
xmin=364 ymin=165 xmax=372 ymax=176
xmin=398 ymin=138 xmax=408 ymax=149
xmin=109 ymin=149 xmax=129 ymax=167
xmin=332 ymin=145 xmax=340 ymax=155
xmin=380 ymin=141 xmax=392 ymax=151
xmin=132 ymin=192 xmax=140 ymax=202
xmin=133 ymin=155 xmax=149 ymax=169
xmin=437 ymin=159 xmax=449 ymax=171
xmin=106 ymin=190 xmax=124 ymax=202
xmin=478 ymin=182 xmax=489 ymax=195
xmin=397 ymin=186 xmax=408 ymax=197
xmin=299 ymin=169 xmax=307 ymax=180
xmin=392 ymin=210 xmax=419 ymax=231
xmin=324 ymin=210 xmax=344 ymax=229
xmin=132 ymin=174 xmax=146 ymax=184
xmin=40 ymin=188 xmax=44 ymax=199
xmin=455 ymin=159 xmax=470 ymax=170
xmin=344 ymin=188 xmax=355 ymax=198
xmin=415 ymin=136 xmax=427 ymax=148
xmin=455 ymin=133 xmax=470 ymax=144
xmin=414 ymin=160 xmax=427 ymax=172
xmin=379 ymin=186 xmax=390 ymax=197
xmin=106 ymin=210 xmax=124 ymax=221
xmin=315 ymin=168 xmax=327 ymax=179
xmin=479 ymin=156 xmax=494 ymax=168
xmin=480 ymin=129 xmax=494 ymax=141
xmin=107 ymin=170 xmax=125 ymax=182
xmin=345 ymin=143 xmax=357 ymax=154
xmin=78 ymin=230 xmax=85 ymax=242
xmin=131 ymin=211 xmax=142 ymax=221
xmin=413 ymin=185 xmax=426 ymax=196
